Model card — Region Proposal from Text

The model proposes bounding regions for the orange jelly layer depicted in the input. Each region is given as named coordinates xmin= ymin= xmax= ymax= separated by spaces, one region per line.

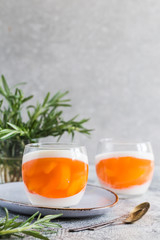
xmin=96 ymin=156 xmax=154 ymax=189
xmin=22 ymin=158 xmax=88 ymax=198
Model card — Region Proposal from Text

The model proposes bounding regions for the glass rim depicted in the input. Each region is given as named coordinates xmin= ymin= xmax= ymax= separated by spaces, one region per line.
xmin=98 ymin=138 xmax=152 ymax=145
xmin=24 ymin=142 xmax=86 ymax=150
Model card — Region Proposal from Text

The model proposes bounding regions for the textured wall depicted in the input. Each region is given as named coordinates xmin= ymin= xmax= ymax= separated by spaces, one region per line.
xmin=0 ymin=0 xmax=160 ymax=164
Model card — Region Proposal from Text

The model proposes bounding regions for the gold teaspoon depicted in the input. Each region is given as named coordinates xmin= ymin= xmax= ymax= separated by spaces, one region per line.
xmin=68 ymin=202 xmax=150 ymax=232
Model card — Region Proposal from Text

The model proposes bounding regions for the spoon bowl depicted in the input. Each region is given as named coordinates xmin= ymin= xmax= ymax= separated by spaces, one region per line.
xmin=124 ymin=202 xmax=150 ymax=224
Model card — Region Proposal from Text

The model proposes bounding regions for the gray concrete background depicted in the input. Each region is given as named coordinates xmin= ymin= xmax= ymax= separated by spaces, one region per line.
xmin=0 ymin=0 xmax=160 ymax=164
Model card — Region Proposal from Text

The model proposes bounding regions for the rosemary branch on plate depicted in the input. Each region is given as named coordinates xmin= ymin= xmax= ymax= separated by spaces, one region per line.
xmin=0 ymin=208 xmax=62 ymax=239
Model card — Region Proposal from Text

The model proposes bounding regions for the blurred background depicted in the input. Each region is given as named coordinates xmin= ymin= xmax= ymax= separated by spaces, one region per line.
xmin=0 ymin=0 xmax=160 ymax=164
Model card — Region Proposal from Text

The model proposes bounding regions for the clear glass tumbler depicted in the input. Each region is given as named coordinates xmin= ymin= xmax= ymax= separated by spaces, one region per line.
xmin=22 ymin=143 xmax=88 ymax=207
xmin=95 ymin=139 xmax=154 ymax=197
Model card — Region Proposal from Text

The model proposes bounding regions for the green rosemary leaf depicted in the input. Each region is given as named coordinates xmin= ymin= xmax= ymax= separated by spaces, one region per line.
xmin=2 ymin=208 xmax=8 ymax=230
xmin=42 ymin=92 xmax=50 ymax=107
xmin=22 ymin=230 xmax=49 ymax=240
xmin=18 ymin=212 xmax=39 ymax=227
xmin=12 ymin=233 xmax=24 ymax=238
xmin=1 ymin=75 xmax=10 ymax=96
xmin=22 ymin=95 xmax=34 ymax=104
xmin=35 ymin=214 xmax=63 ymax=224
xmin=7 ymin=122 xmax=21 ymax=131
xmin=0 ymin=129 xmax=19 ymax=140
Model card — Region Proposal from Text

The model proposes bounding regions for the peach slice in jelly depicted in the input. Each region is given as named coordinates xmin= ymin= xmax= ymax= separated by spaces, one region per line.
xmin=96 ymin=155 xmax=154 ymax=189
xmin=22 ymin=157 xmax=88 ymax=198
xmin=67 ymin=175 xmax=87 ymax=197
xmin=23 ymin=158 xmax=57 ymax=177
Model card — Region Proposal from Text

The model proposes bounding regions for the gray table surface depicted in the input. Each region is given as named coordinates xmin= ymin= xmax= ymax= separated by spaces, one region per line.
xmin=0 ymin=165 xmax=159 ymax=240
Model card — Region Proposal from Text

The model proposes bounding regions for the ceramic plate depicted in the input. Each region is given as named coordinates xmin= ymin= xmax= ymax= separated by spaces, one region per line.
xmin=0 ymin=182 xmax=118 ymax=218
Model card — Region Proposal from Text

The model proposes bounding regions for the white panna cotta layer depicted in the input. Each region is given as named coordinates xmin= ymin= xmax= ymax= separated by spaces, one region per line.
xmin=24 ymin=186 xmax=86 ymax=207
xmin=95 ymin=151 xmax=154 ymax=165
xmin=99 ymin=179 xmax=152 ymax=197
xmin=23 ymin=149 xmax=88 ymax=164
xmin=23 ymin=149 xmax=88 ymax=207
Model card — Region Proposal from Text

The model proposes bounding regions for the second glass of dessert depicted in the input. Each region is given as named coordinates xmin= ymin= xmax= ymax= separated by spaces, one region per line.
xmin=95 ymin=139 xmax=154 ymax=197
xmin=22 ymin=143 xmax=88 ymax=207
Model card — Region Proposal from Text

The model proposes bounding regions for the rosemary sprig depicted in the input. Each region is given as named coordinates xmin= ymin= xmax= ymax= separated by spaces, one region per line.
xmin=0 ymin=208 xmax=62 ymax=239
xmin=0 ymin=75 xmax=92 ymax=142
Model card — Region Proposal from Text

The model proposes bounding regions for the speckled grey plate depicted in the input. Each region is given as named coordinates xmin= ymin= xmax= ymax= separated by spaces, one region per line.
xmin=0 ymin=182 xmax=118 ymax=218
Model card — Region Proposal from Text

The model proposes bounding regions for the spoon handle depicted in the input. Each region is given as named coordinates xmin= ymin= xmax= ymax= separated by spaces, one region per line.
xmin=68 ymin=221 xmax=114 ymax=232
xmin=68 ymin=215 xmax=127 ymax=232
xmin=88 ymin=221 xmax=122 ymax=231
